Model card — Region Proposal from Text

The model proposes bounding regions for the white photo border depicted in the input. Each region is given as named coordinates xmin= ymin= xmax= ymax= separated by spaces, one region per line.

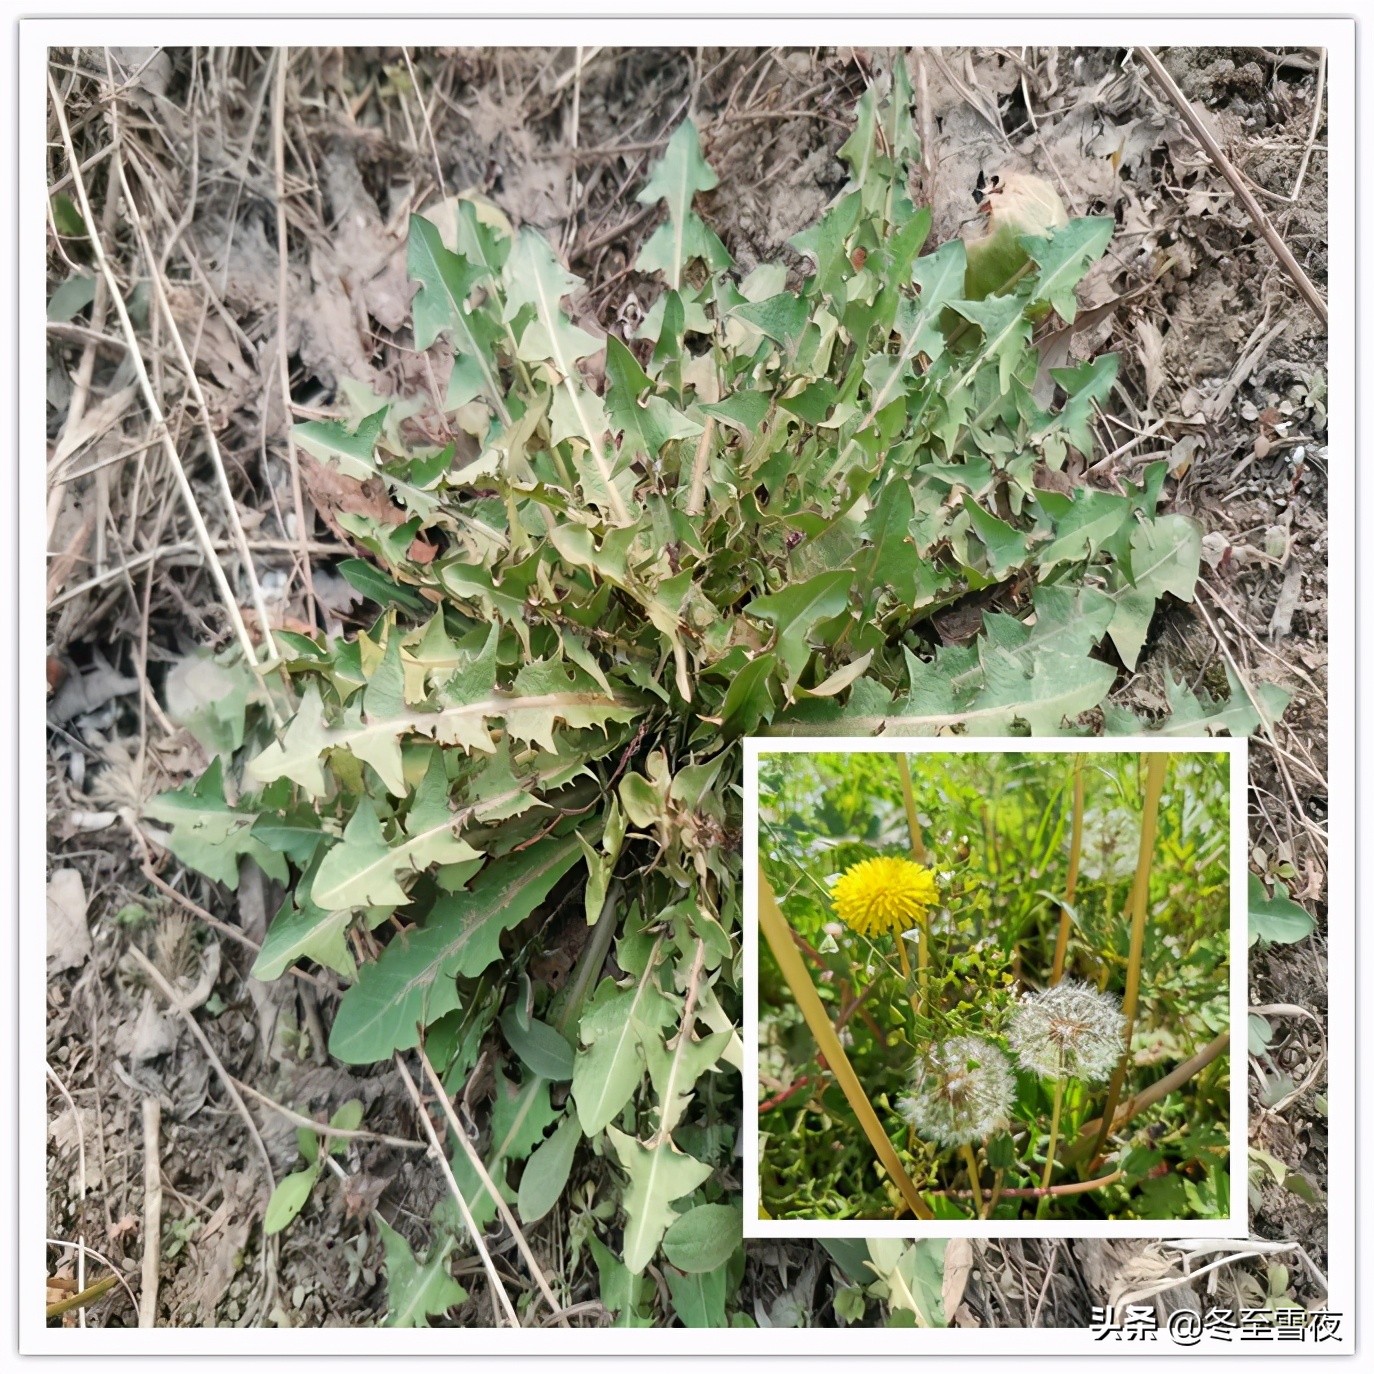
xmin=14 ymin=6 xmax=1355 ymax=1358
xmin=743 ymin=737 xmax=1248 ymax=1241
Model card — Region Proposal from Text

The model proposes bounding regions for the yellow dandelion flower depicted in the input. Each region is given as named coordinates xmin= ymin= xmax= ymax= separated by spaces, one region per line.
xmin=831 ymin=856 xmax=939 ymax=938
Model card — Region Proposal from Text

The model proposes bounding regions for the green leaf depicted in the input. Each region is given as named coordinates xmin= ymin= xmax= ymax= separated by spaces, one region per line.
xmin=246 ymin=681 xmax=332 ymax=798
xmin=859 ymin=240 xmax=966 ymax=423
xmin=1035 ymin=487 xmax=1131 ymax=576
xmin=962 ymin=496 xmax=1028 ymax=578
xmin=264 ymin=1163 xmax=321 ymax=1235
xmin=745 ymin=569 xmax=854 ymax=689
xmin=661 ymin=1201 xmax=742 ymax=1273
xmin=867 ymin=1238 xmax=948 ymax=1327
xmin=376 ymin=1217 xmax=467 ymax=1327
xmin=500 ymin=1007 xmax=574 ymax=1081
xmin=252 ymin=890 xmax=357 ymax=982
xmin=516 ymin=1110 xmax=581 ymax=1224
xmin=634 ymin=120 xmax=725 ymax=288
xmin=950 ymin=294 xmax=1032 ymax=392
xmin=336 ymin=559 xmax=428 ymax=613
xmin=407 ymin=214 xmax=509 ymax=421
xmin=311 ymin=754 xmax=481 ymax=911
xmin=718 ymin=653 xmax=778 ymax=736
xmin=1248 ymin=873 xmax=1315 ymax=947
xmin=328 ymin=832 xmax=584 ymax=1063
xmin=857 ymin=479 xmax=918 ymax=604
xmin=571 ymin=958 xmax=677 ymax=1134
xmin=144 ymin=758 xmax=285 ymax=889
xmin=588 ymin=1234 xmax=655 ymax=1326
xmin=163 ymin=651 xmax=255 ymax=757
xmin=644 ymin=1027 xmax=730 ymax=1138
xmin=505 ymin=230 xmax=630 ymax=523
xmin=48 ymin=273 xmax=96 ymax=323
xmin=606 ymin=1125 xmax=713 ymax=1274
xmin=731 ymin=293 xmax=809 ymax=348
xmin=311 ymin=800 xmax=411 ymax=910
xmin=1024 ymin=217 xmax=1115 ymax=323
xmin=1106 ymin=515 xmax=1202 ymax=669
xmin=328 ymin=1100 xmax=364 ymax=1155
xmin=666 ymin=1266 xmax=728 ymax=1327
xmin=604 ymin=334 xmax=701 ymax=459
xmin=488 ymin=1071 xmax=560 ymax=1184
xmin=1104 ymin=663 xmax=1289 ymax=737
xmin=51 ymin=193 xmax=87 ymax=239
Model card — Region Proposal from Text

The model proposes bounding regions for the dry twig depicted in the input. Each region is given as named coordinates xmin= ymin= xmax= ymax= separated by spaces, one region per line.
xmin=1135 ymin=46 xmax=1327 ymax=326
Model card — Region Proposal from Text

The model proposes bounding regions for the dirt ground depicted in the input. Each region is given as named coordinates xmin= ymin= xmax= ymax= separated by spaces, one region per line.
xmin=45 ymin=45 xmax=1329 ymax=1328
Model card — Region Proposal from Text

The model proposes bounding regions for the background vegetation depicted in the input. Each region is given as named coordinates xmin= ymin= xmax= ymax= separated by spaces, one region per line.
xmin=758 ymin=749 xmax=1232 ymax=1222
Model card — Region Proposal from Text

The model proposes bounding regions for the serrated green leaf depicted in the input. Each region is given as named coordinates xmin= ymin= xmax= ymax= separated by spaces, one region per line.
xmin=407 ymin=214 xmax=509 ymax=423
xmin=588 ymin=1233 xmax=655 ymax=1326
xmin=328 ymin=832 xmax=583 ymax=1063
xmin=571 ymin=955 xmax=677 ymax=1134
xmin=604 ymin=334 xmax=701 ymax=459
xmin=1106 ymin=515 xmax=1202 ymax=669
xmin=376 ymin=1217 xmax=467 ymax=1327
xmin=606 ymin=1125 xmax=713 ymax=1274
xmin=252 ymin=889 xmax=357 ymax=982
xmin=643 ymin=1027 xmax=730 ymax=1138
xmin=745 ymin=570 xmax=854 ymax=689
xmin=311 ymin=754 xmax=481 ymax=912
xmin=144 ymin=758 xmax=285 ymax=889
xmin=1024 ymin=217 xmax=1115 ymax=323
xmin=634 ymin=120 xmax=723 ymax=288
xmin=505 ymin=229 xmax=631 ymax=524
xmin=962 ymin=495 xmax=1028 ymax=577
xmin=246 ymin=682 xmax=332 ymax=798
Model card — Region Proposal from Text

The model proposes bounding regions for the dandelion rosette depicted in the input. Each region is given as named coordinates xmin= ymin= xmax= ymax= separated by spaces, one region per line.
xmin=898 ymin=1035 xmax=1014 ymax=1147
xmin=830 ymin=856 xmax=939 ymax=939
xmin=1008 ymin=979 xmax=1126 ymax=1083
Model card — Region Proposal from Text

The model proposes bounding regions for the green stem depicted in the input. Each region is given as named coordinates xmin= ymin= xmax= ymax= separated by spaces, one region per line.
xmin=1035 ymin=1078 xmax=1067 ymax=1220
xmin=1088 ymin=752 xmax=1168 ymax=1167
xmin=1050 ymin=755 xmax=1085 ymax=984
xmin=959 ymin=1142 xmax=985 ymax=1217
xmin=758 ymin=869 xmax=935 ymax=1220
xmin=984 ymin=1167 xmax=1004 ymax=1220
xmin=894 ymin=754 xmax=931 ymax=1019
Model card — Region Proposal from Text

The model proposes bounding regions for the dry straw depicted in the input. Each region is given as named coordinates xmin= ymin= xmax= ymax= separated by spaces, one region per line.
xmin=757 ymin=868 xmax=933 ymax=1221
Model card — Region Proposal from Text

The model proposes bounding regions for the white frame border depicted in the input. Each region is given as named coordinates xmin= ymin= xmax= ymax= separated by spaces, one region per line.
xmin=13 ymin=7 xmax=1355 ymax=1358
xmin=743 ymin=738 xmax=1249 ymax=1241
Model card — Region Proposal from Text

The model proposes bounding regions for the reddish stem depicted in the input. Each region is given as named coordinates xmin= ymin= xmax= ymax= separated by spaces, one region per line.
xmin=759 ymin=1075 xmax=820 ymax=1113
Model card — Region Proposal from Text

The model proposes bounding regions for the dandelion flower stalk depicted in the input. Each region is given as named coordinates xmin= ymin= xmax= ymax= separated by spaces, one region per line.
xmin=1090 ymin=753 xmax=1168 ymax=1167
xmin=894 ymin=754 xmax=931 ymax=1016
xmin=1036 ymin=1078 xmax=1066 ymax=1219
xmin=1009 ymin=980 xmax=1127 ymax=1217
xmin=1050 ymin=755 xmax=1085 ymax=985
xmin=959 ymin=1142 xmax=985 ymax=1215
xmin=899 ymin=1036 xmax=1012 ymax=1217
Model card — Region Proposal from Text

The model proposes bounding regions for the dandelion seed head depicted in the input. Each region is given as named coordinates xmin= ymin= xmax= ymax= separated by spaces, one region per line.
xmin=830 ymin=856 xmax=939 ymax=938
xmin=897 ymin=1035 xmax=1014 ymax=1147
xmin=1008 ymin=979 xmax=1125 ymax=1082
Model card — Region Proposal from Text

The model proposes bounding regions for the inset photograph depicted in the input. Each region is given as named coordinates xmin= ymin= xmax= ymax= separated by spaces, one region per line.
xmin=746 ymin=742 xmax=1244 ymax=1233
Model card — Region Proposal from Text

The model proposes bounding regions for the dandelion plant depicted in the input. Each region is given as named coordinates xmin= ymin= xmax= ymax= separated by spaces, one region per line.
xmin=145 ymin=59 xmax=1243 ymax=1293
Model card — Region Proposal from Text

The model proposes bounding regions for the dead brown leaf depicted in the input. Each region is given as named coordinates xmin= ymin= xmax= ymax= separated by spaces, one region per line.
xmin=47 ymin=869 xmax=92 ymax=973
